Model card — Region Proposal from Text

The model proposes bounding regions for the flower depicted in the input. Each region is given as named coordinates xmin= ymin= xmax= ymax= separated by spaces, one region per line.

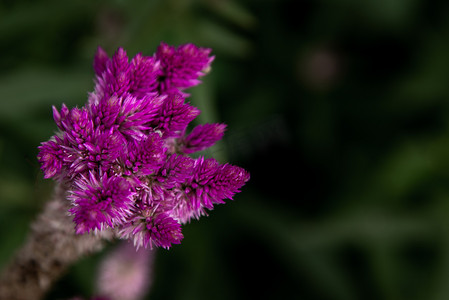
xmin=155 ymin=42 xmax=214 ymax=95
xmin=150 ymin=93 xmax=200 ymax=138
xmin=179 ymin=123 xmax=227 ymax=154
xmin=96 ymin=242 xmax=154 ymax=300
xmin=120 ymin=132 xmax=166 ymax=176
xmin=68 ymin=172 xmax=134 ymax=234
xmin=37 ymin=138 xmax=64 ymax=179
xmin=170 ymin=157 xmax=250 ymax=223
xmin=118 ymin=209 xmax=183 ymax=249
xmin=37 ymin=42 xmax=249 ymax=249
xmin=88 ymin=92 xmax=165 ymax=140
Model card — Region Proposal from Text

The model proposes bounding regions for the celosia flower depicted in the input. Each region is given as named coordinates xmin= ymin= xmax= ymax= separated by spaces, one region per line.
xmin=88 ymin=92 xmax=165 ymax=140
xmin=120 ymin=132 xmax=166 ymax=176
xmin=68 ymin=172 xmax=134 ymax=234
xmin=37 ymin=138 xmax=64 ymax=179
xmin=119 ymin=208 xmax=183 ymax=249
xmin=180 ymin=123 xmax=227 ymax=154
xmin=155 ymin=42 xmax=214 ymax=95
xmin=96 ymin=242 xmax=154 ymax=300
xmin=37 ymin=42 xmax=249 ymax=249
xmin=171 ymin=157 xmax=250 ymax=223
xmin=153 ymin=154 xmax=194 ymax=189
xmin=151 ymin=93 xmax=200 ymax=138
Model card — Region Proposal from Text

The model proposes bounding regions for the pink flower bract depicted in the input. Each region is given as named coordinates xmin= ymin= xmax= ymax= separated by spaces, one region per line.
xmin=37 ymin=42 xmax=249 ymax=249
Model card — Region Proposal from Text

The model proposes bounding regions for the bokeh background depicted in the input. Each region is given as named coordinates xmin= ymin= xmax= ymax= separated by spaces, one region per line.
xmin=2 ymin=0 xmax=449 ymax=299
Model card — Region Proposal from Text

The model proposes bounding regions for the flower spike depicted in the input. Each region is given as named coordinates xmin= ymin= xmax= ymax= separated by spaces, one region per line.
xmin=38 ymin=43 xmax=248 ymax=249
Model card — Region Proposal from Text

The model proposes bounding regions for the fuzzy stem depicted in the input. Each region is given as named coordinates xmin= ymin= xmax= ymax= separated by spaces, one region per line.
xmin=0 ymin=184 xmax=107 ymax=300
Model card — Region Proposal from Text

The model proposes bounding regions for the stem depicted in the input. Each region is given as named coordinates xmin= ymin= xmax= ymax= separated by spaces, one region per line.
xmin=0 ymin=184 xmax=108 ymax=300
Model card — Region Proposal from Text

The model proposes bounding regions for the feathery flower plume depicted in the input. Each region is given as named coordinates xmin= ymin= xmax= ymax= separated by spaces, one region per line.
xmin=180 ymin=123 xmax=227 ymax=154
xmin=37 ymin=42 xmax=249 ymax=250
xmin=155 ymin=42 xmax=214 ymax=95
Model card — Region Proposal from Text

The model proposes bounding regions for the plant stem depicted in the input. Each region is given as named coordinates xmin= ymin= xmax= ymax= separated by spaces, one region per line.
xmin=0 ymin=184 xmax=107 ymax=300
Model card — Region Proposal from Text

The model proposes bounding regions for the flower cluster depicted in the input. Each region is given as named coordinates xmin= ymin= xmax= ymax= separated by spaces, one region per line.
xmin=37 ymin=42 xmax=249 ymax=249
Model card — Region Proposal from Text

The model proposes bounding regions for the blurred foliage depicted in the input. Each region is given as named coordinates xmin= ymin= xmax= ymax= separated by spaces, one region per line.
xmin=2 ymin=0 xmax=449 ymax=299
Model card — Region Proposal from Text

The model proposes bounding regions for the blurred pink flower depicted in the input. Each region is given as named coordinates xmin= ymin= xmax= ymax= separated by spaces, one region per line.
xmin=96 ymin=242 xmax=155 ymax=300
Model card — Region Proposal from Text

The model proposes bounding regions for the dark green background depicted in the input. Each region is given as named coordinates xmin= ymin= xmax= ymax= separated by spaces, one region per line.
xmin=2 ymin=0 xmax=449 ymax=299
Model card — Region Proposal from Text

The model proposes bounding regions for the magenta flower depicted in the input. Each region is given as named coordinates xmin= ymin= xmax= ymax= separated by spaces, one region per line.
xmin=154 ymin=154 xmax=195 ymax=189
xmin=151 ymin=93 xmax=200 ymax=138
xmin=38 ymin=105 xmax=124 ymax=181
xmin=37 ymin=139 xmax=64 ymax=179
xmin=155 ymin=42 xmax=214 ymax=95
xmin=120 ymin=132 xmax=166 ymax=176
xmin=68 ymin=172 xmax=134 ymax=234
xmin=171 ymin=157 xmax=250 ymax=223
xmin=180 ymin=123 xmax=227 ymax=154
xmin=88 ymin=92 xmax=165 ymax=140
xmin=37 ymin=42 xmax=249 ymax=249
xmin=93 ymin=47 xmax=133 ymax=100
xmin=119 ymin=209 xmax=183 ymax=249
